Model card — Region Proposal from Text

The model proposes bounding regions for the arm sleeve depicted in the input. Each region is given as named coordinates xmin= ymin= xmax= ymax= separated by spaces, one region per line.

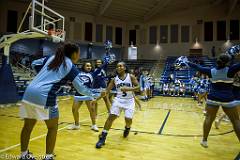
xmin=65 ymin=65 xmax=100 ymax=99
xmin=228 ymin=63 xmax=240 ymax=77
xmin=187 ymin=62 xmax=212 ymax=77
xmin=103 ymin=64 xmax=108 ymax=71
xmin=72 ymin=76 xmax=100 ymax=99
xmin=31 ymin=56 xmax=50 ymax=73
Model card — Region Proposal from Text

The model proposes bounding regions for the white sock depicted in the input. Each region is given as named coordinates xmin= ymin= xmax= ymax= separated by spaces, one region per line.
xmin=21 ymin=150 xmax=28 ymax=157
xmin=102 ymin=130 xmax=108 ymax=133
xmin=45 ymin=154 xmax=54 ymax=158
xmin=201 ymin=140 xmax=208 ymax=146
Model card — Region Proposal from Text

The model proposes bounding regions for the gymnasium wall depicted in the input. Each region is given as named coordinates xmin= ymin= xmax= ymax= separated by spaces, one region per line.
xmin=0 ymin=0 xmax=124 ymax=60
xmin=0 ymin=0 xmax=240 ymax=60
xmin=129 ymin=2 xmax=240 ymax=59
xmin=10 ymin=39 xmax=41 ymax=55
xmin=9 ymin=39 xmax=122 ymax=60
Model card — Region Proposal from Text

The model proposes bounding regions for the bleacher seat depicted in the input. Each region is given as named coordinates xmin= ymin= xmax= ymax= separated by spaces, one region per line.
xmin=159 ymin=55 xmax=216 ymax=96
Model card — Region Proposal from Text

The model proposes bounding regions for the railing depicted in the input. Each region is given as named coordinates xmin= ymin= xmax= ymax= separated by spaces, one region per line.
xmin=15 ymin=62 xmax=35 ymax=77
xmin=150 ymin=61 xmax=164 ymax=79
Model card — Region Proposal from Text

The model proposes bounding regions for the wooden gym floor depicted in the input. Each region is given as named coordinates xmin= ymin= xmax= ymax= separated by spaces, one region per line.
xmin=0 ymin=96 xmax=239 ymax=160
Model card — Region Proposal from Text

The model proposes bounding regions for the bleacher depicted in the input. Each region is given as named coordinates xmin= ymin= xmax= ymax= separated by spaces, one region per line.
xmin=161 ymin=56 xmax=215 ymax=82
xmin=5 ymin=52 xmax=220 ymax=99
xmin=159 ymin=55 xmax=216 ymax=96
xmin=10 ymin=58 xmax=158 ymax=99
xmin=12 ymin=65 xmax=33 ymax=99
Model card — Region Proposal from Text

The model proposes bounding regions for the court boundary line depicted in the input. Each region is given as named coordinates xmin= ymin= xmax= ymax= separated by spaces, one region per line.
xmin=0 ymin=108 xmax=236 ymax=149
xmin=158 ymin=109 xmax=171 ymax=134
xmin=0 ymin=113 xmax=234 ymax=139
xmin=61 ymin=122 xmax=234 ymax=138
xmin=148 ymin=107 xmax=202 ymax=114
xmin=0 ymin=112 xmax=107 ymax=153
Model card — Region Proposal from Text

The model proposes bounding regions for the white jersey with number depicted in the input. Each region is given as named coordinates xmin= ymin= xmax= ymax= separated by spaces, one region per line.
xmin=114 ymin=73 xmax=134 ymax=99
xmin=111 ymin=73 xmax=135 ymax=118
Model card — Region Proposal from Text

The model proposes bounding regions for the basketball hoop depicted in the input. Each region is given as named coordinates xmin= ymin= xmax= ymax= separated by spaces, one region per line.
xmin=48 ymin=29 xmax=65 ymax=43
xmin=48 ymin=29 xmax=65 ymax=37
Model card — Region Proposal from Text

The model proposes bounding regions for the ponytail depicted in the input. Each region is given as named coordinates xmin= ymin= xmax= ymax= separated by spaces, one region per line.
xmin=48 ymin=43 xmax=79 ymax=71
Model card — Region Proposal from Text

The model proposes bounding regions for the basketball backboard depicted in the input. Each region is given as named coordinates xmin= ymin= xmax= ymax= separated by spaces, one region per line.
xmin=0 ymin=0 xmax=65 ymax=58
xmin=19 ymin=0 xmax=65 ymax=42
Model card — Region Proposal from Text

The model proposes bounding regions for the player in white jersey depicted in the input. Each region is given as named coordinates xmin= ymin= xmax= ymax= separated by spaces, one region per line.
xmin=95 ymin=62 xmax=140 ymax=149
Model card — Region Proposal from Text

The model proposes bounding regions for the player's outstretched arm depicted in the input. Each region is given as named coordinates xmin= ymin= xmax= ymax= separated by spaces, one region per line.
xmin=187 ymin=62 xmax=212 ymax=78
xmin=31 ymin=56 xmax=50 ymax=73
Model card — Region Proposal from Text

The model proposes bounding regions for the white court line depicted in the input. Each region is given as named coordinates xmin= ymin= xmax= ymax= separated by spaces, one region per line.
xmin=0 ymin=112 xmax=107 ymax=153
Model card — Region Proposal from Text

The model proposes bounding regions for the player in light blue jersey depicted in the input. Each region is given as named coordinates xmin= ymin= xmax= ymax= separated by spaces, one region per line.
xmin=178 ymin=54 xmax=240 ymax=148
xmin=68 ymin=61 xmax=107 ymax=131
xmin=19 ymin=43 xmax=104 ymax=160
